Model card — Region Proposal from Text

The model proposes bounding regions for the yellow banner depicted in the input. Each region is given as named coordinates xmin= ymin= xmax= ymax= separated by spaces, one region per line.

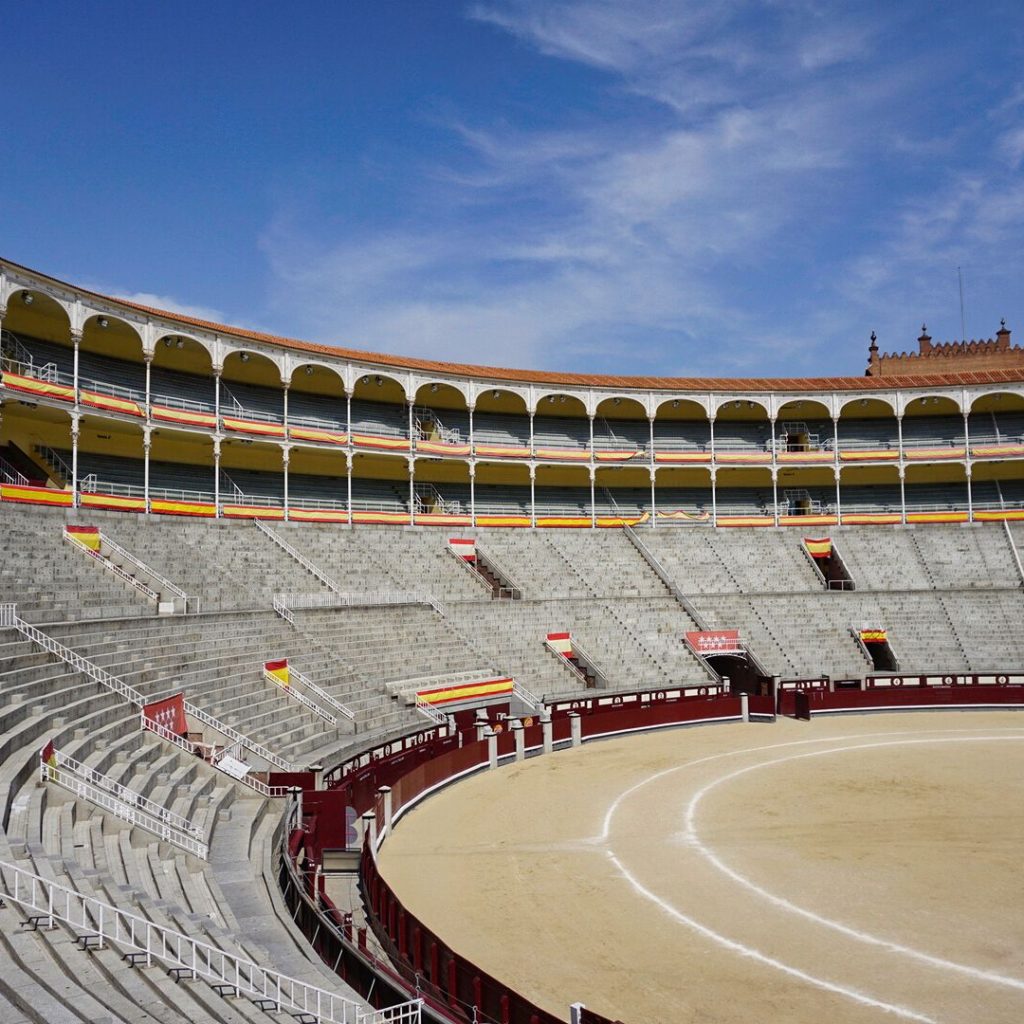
xmin=716 ymin=452 xmax=772 ymax=464
xmin=222 ymin=416 xmax=286 ymax=438
xmin=265 ymin=659 xmax=290 ymax=687
xmin=417 ymin=440 xmax=472 ymax=457
xmin=594 ymin=450 xmax=641 ymax=462
xmin=223 ymin=505 xmax=286 ymax=519
xmin=860 ymin=629 xmax=888 ymax=643
xmin=474 ymin=443 xmax=532 ymax=459
xmin=1 ymin=372 xmax=75 ymax=403
xmin=839 ymin=449 xmax=899 ymax=462
xmin=80 ymin=389 xmax=143 ymax=417
xmin=0 ymin=484 xmax=73 ymax=507
xmin=653 ymin=451 xmax=712 ymax=463
xmin=289 ymin=426 xmax=348 ymax=446
xmin=151 ymin=404 xmax=217 ymax=428
xmin=150 ymin=498 xmax=216 ymax=517
xmin=418 ymin=677 xmax=514 ymax=706
xmin=903 ymin=447 xmax=965 ymax=461
xmin=80 ymin=492 xmax=147 ymax=512
xmin=351 ymin=434 xmax=411 ymax=452
xmin=804 ymin=538 xmax=832 ymax=558
xmin=288 ymin=507 xmax=349 ymax=522
xmin=534 ymin=448 xmax=590 ymax=461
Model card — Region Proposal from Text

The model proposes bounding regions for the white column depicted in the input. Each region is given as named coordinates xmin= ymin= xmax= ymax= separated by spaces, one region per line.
xmin=214 ymin=365 xmax=222 ymax=429
xmin=511 ymin=720 xmax=525 ymax=762
xmin=378 ymin=785 xmax=393 ymax=834
xmin=282 ymin=382 xmax=289 ymax=435
xmin=71 ymin=329 xmax=81 ymax=399
xmin=407 ymin=398 xmax=414 ymax=446
xmin=896 ymin=413 xmax=906 ymax=523
xmin=530 ymin=464 xmax=536 ymax=528
xmin=282 ymin=446 xmax=290 ymax=521
xmin=346 ymin=452 xmax=353 ymax=527
xmin=144 ymin=352 xmax=152 ymax=415
xmin=529 ymin=411 xmax=535 ymax=455
xmin=650 ymin=467 xmax=657 ymax=529
xmin=468 ymin=404 xmax=474 ymax=450
xmin=649 ymin=416 xmax=656 ymax=529
xmin=590 ymin=466 xmax=596 ymax=530
xmin=486 ymin=727 xmax=498 ymax=770
xmin=143 ymin=427 xmax=151 ymax=511
xmin=835 ymin=469 xmax=842 ymax=525
xmin=964 ymin=412 xmax=973 ymax=522
xmin=70 ymin=413 xmax=80 ymax=507
xmin=709 ymin=416 xmax=717 ymax=527
xmin=469 ymin=462 xmax=476 ymax=526
xmin=771 ymin=469 xmax=779 ymax=526
xmin=588 ymin=414 xmax=594 ymax=460
xmin=569 ymin=711 xmax=582 ymax=747
xmin=540 ymin=708 xmax=552 ymax=754
xmin=407 ymin=456 xmax=415 ymax=525
xmin=213 ymin=438 xmax=221 ymax=517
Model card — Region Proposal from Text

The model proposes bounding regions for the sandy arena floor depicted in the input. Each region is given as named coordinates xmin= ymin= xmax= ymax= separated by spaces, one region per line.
xmin=378 ymin=713 xmax=1024 ymax=1024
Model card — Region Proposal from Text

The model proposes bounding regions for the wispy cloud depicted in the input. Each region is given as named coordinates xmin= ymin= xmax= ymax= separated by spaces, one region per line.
xmin=259 ymin=1 xmax=1024 ymax=377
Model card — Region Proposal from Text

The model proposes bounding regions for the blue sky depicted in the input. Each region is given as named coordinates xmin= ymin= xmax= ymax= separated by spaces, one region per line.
xmin=3 ymin=1 xmax=1023 ymax=378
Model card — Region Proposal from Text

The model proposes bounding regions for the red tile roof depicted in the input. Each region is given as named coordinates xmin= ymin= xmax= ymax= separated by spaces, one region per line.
xmin=7 ymin=258 xmax=1024 ymax=393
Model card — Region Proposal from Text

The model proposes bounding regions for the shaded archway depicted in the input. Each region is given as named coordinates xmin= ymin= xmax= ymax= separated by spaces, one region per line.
xmin=839 ymin=465 xmax=901 ymax=519
xmin=351 ymin=372 xmax=408 ymax=439
xmin=533 ymin=393 xmax=589 ymax=453
xmin=474 ymin=389 xmax=531 ymax=451
xmin=653 ymin=467 xmax=713 ymax=521
xmin=152 ymin=333 xmax=216 ymax=410
xmin=289 ymin=362 xmax=347 ymax=431
xmin=904 ymin=463 xmax=968 ymax=512
xmin=968 ymin=392 xmax=1024 ymax=447
xmin=222 ymin=349 xmax=284 ymax=420
xmin=79 ymin=314 xmax=146 ymax=396
xmin=594 ymin=396 xmax=648 ymax=454
xmin=2 ymin=290 xmax=72 ymax=379
xmin=902 ymin=395 xmax=965 ymax=452
xmin=653 ymin=398 xmax=711 ymax=455
xmin=715 ymin=467 xmax=775 ymax=519
xmin=970 ymin=459 xmax=1024 ymax=510
xmin=413 ymin=381 xmax=470 ymax=446
xmin=713 ymin=399 xmax=772 ymax=455
xmin=837 ymin=397 xmax=899 ymax=456
xmin=775 ymin=398 xmax=831 ymax=453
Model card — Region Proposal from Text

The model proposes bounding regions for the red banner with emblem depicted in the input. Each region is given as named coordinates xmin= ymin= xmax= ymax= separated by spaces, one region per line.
xmin=685 ymin=630 xmax=743 ymax=655
xmin=143 ymin=692 xmax=187 ymax=734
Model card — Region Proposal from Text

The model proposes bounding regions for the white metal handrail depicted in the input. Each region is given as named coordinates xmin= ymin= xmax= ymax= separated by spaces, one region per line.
xmin=414 ymin=696 xmax=448 ymax=725
xmin=0 ymin=859 xmax=418 ymax=1024
xmin=141 ymin=717 xmax=289 ymax=798
xmin=149 ymin=389 xmax=216 ymax=414
xmin=264 ymin=667 xmax=338 ymax=726
xmin=77 ymin=374 xmax=147 ymax=404
xmin=511 ymin=681 xmax=541 ymax=710
xmin=63 ymin=529 xmax=159 ymax=602
xmin=100 ymin=533 xmax=188 ymax=601
xmin=558 ymin=635 xmax=608 ymax=689
xmin=0 ymin=605 xmax=295 ymax=771
xmin=474 ymin=542 xmax=524 ymax=598
xmin=544 ymin=639 xmax=590 ymax=687
xmin=287 ymin=410 xmax=346 ymax=430
xmin=43 ymin=757 xmax=209 ymax=859
xmin=291 ymin=665 xmax=356 ymax=721
xmin=254 ymin=519 xmax=341 ymax=592
xmin=0 ymin=453 xmax=28 ymax=485
xmin=50 ymin=747 xmax=203 ymax=839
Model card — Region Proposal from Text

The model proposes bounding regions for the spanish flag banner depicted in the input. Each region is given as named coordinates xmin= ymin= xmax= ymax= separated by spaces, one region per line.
xmin=289 ymin=425 xmax=348 ymax=446
xmin=417 ymin=676 xmax=514 ymax=707
xmin=264 ymin=658 xmax=290 ymax=688
xmin=547 ymin=631 xmax=572 ymax=656
xmin=860 ymin=628 xmax=888 ymax=644
xmin=448 ymin=538 xmax=476 ymax=562
xmin=150 ymin=404 xmax=217 ymax=429
xmin=0 ymin=484 xmax=74 ymax=507
xmin=41 ymin=738 xmax=58 ymax=780
xmin=534 ymin=447 xmax=590 ymax=461
xmin=1 ymin=371 xmax=76 ymax=403
xmin=804 ymin=537 xmax=832 ymax=559
xmin=64 ymin=524 xmax=101 ymax=551
xmin=222 ymin=416 xmax=286 ymax=438
xmin=417 ymin=439 xmax=472 ymax=457
xmin=80 ymin=389 xmax=143 ymax=417
xmin=474 ymin=443 xmax=532 ymax=459
xmin=351 ymin=434 xmax=411 ymax=452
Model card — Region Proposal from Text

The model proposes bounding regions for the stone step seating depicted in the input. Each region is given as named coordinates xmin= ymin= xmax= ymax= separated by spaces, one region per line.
xmin=909 ymin=525 xmax=1020 ymax=589
xmin=41 ymin=614 xmax=352 ymax=764
xmin=295 ymin=604 xmax=490 ymax=686
xmin=83 ymin=511 xmax=328 ymax=612
xmin=545 ymin=530 xmax=671 ymax=598
xmin=939 ymin=590 xmax=1024 ymax=669
xmin=468 ymin=531 xmax=592 ymax=599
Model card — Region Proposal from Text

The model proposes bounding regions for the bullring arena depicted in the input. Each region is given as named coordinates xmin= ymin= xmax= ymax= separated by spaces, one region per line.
xmin=0 ymin=257 xmax=1023 ymax=1024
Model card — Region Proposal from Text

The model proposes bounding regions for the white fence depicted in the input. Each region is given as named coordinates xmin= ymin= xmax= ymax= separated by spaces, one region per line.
xmin=0 ymin=859 xmax=421 ymax=1024
xmin=43 ymin=750 xmax=209 ymax=859
xmin=253 ymin=518 xmax=342 ymax=592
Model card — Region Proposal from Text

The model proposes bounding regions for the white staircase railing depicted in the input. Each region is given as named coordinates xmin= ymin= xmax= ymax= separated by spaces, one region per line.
xmin=414 ymin=695 xmax=448 ymax=725
xmin=291 ymin=665 xmax=356 ymax=722
xmin=42 ymin=748 xmax=209 ymax=859
xmin=0 ymin=604 xmax=296 ymax=771
xmin=263 ymin=666 xmax=341 ymax=727
xmin=63 ymin=529 xmax=160 ymax=602
xmin=474 ymin=542 xmax=524 ymax=599
xmin=0 ymin=453 xmax=28 ymax=485
xmin=1004 ymin=520 xmax=1024 ymax=587
xmin=0 ymin=859 xmax=420 ymax=1024
xmin=101 ymin=533 xmax=189 ymax=606
xmin=511 ymin=681 xmax=542 ymax=711
xmin=254 ymin=518 xmax=342 ymax=592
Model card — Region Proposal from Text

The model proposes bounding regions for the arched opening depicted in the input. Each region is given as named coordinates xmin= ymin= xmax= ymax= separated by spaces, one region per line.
xmin=595 ymin=466 xmax=651 ymax=518
xmin=775 ymin=466 xmax=836 ymax=519
xmin=79 ymin=315 xmax=146 ymax=400
xmin=904 ymin=463 xmax=968 ymax=512
xmin=473 ymin=389 xmax=531 ymax=453
xmin=837 ymin=397 xmax=899 ymax=457
xmin=1 ymin=289 xmax=72 ymax=380
xmin=413 ymin=382 xmax=470 ymax=448
xmin=220 ymin=437 xmax=285 ymax=512
xmin=839 ymin=465 xmax=901 ymax=520
xmin=533 ymin=393 xmax=589 ymax=455
xmin=902 ymin=395 xmax=965 ymax=454
xmin=474 ymin=461 xmax=532 ymax=520
xmin=968 ymin=392 xmax=1024 ymax=447
xmin=535 ymin=464 xmax=591 ymax=520
xmin=151 ymin=333 xmax=216 ymax=412
xmin=713 ymin=399 xmax=772 ymax=457
xmin=971 ymin=459 xmax=1024 ymax=511
xmin=653 ymin=398 xmax=711 ymax=456
xmin=775 ymin=398 xmax=832 ymax=453
xmin=653 ymin=467 xmax=713 ymax=522
xmin=0 ymin=403 xmax=74 ymax=488
xmin=289 ymin=363 xmax=346 ymax=431
xmin=287 ymin=446 xmax=348 ymax=512
xmin=715 ymin=467 xmax=775 ymax=519
xmin=351 ymin=372 xmax=408 ymax=440
xmin=412 ymin=457 xmax=472 ymax=520
xmin=593 ymin=396 xmax=648 ymax=455
xmin=222 ymin=350 xmax=284 ymax=421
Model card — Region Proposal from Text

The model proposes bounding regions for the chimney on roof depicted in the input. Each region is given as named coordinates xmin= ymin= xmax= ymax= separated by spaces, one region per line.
xmin=917 ymin=324 xmax=931 ymax=354
xmin=996 ymin=318 xmax=1011 ymax=350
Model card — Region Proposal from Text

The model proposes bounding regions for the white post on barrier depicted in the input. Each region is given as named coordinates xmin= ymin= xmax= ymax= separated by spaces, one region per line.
xmin=485 ymin=727 xmax=498 ymax=770
xmin=570 ymin=1003 xmax=586 ymax=1024
xmin=362 ymin=810 xmax=377 ymax=850
xmin=772 ymin=674 xmax=781 ymax=713
xmin=511 ymin=720 xmax=525 ymax=762
xmin=475 ymin=709 xmax=489 ymax=742
xmin=310 ymin=763 xmax=324 ymax=791
xmin=379 ymin=785 xmax=393 ymax=834
xmin=540 ymin=709 xmax=553 ymax=754
xmin=290 ymin=786 xmax=303 ymax=828
xmin=569 ymin=712 xmax=582 ymax=748
xmin=740 ymin=692 xmax=749 ymax=723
